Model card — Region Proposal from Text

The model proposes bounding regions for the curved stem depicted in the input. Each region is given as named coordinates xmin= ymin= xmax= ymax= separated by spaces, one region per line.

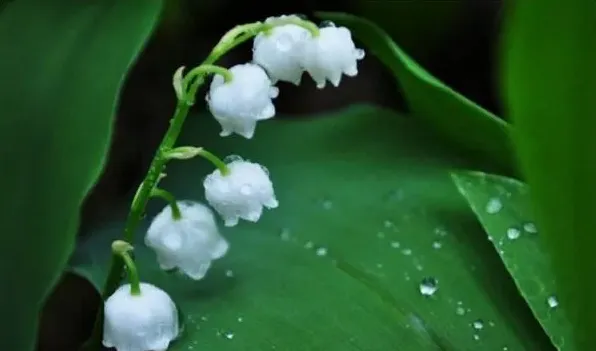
xmin=111 ymin=241 xmax=141 ymax=296
xmin=151 ymin=188 xmax=181 ymax=219
xmin=183 ymin=64 xmax=232 ymax=94
xmin=197 ymin=148 xmax=230 ymax=176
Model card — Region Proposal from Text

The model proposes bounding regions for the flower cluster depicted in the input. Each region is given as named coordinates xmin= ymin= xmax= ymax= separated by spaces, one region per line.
xmin=101 ymin=14 xmax=363 ymax=351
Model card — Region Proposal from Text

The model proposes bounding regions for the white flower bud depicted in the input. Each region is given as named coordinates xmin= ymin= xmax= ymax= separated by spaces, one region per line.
xmin=145 ymin=201 xmax=229 ymax=280
xmin=301 ymin=25 xmax=365 ymax=89
xmin=103 ymin=283 xmax=179 ymax=351
xmin=207 ymin=63 xmax=279 ymax=139
xmin=204 ymin=157 xmax=278 ymax=227
xmin=253 ymin=15 xmax=311 ymax=85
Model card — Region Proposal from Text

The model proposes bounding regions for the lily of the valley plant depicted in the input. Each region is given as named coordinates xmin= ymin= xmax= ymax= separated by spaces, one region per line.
xmin=96 ymin=14 xmax=364 ymax=351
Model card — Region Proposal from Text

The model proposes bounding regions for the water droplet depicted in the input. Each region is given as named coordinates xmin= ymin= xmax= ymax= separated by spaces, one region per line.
xmin=322 ymin=200 xmax=333 ymax=210
xmin=320 ymin=20 xmax=336 ymax=27
xmin=390 ymin=241 xmax=401 ymax=248
xmin=354 ymin=48 xmax=365 ymax=60
xmin=279 ymin=228 xmax=291 ymax=241
xmin=377 ymin=231 xmax=385 ymax=239
xmin=547 ymin=295 xmax=559 ymax=308
xmin=315 ymin=247 xmax=328 ymax=256
xmin=304 ymin=241 xmax=314 ymax=249
xmin=486 ymin=197 xmax=503 ymax=214
xmin=269 ymin=86 xmax=279 ymax=98
xmin=507 ymin=227 xmax=521 ymax=240
xmin=473 ymin=334 xmax=480 ymax=341
xmin=237 ymin=317 xmax=244 ymax=323
xmin=415 ymin=264 xmax=424 ymax=271
xmin=225 ymin=270 xmax=234 ymax=277
xmin=456 ymin=307 xmax=466 ymax=315
xmin=434 ymin=227 xmax=448 ymax=237
xmin=275 ymin=33 xmax=294 ymax=51
xmin=223 ymin=155 xmax=243 ymax=163
xmin=383 ymin=220 xmax=394 ymax=228
xmin=432 ymin=241 xmax=442 ymax=249
xmin=419 ymin=277 xmax=438 ymax=296
xmin=402 ymin=248 xmax=412 ymax=256
xmin=523 ymin=221 xmax=538 ymax=234
xmin=224 ymin=332 xmax=235 ymax=340
xmin=376 ymin=263 xmax=383 ymax=269
xmin=472 ymin=320 xmax=484 ymax=330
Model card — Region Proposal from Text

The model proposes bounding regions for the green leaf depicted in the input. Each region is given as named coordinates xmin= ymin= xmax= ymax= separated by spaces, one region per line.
xmin=451 ymin=171 xmax=573 ymax=350
xmin=70 ymin=106 xmax=552 ymax=350
xmin=501 ymin=0 xmax=596 ymax=348
xmin=316 ymin=12 xmax=516 ymax=176
xmin=0 ymin=1 xmax=162 ymax=350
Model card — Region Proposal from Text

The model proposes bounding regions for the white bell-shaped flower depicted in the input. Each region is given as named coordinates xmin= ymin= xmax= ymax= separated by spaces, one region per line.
xmin=145 ymin=201 xmax=229 ymax=280
xmin=103 ymin=282 xmax=179 ymax=351
xmin=253 ymin=15 xmax=311 ymax=85
xmin=204 ymin=157 xmax=278 ymax=227
xmin=301 ymin=24 xmax=365 ymax=89
xmin=207 ymin=63 xmax=279 ymax=139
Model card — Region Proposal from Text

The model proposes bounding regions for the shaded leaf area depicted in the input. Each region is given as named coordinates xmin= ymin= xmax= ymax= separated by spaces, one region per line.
xmin=501 ymin=0 xmax=596 ymax=348
xmin=316 ymin=12 xmax=516 ymax=177
xmin=0 ymin=1 xmax=162 ymax=350
xmin=452 ymin=172 xmax=573 ymax=350
xmin=70 ymin=106 xmax=551 ymax=350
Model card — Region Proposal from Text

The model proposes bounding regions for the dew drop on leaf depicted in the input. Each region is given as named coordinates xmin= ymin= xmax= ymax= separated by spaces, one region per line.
xmin=523 ymin=221 xmax=538 ymax=234
xmin=547 ymin=295 xmax=559 ymax=308
xmin=485 ymin=197 xmax=503 ymax=214
xmin=432 ymin=241 xmax=442 ymax=249
xmin=473 ymin=319 xmax=484 ymax=330
xmin=419 ymin=277 xmax=438 ymax=296
xmin=315 ymin=247 xmax=328 ymax=257
xmin=506 ymin=227 xmax=521 ymax=240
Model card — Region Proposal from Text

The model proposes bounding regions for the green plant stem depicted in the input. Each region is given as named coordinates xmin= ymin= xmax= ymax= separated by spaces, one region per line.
xmin=110 ymin=240 xmax=141 ymax=295
xmin=197 ymin=148 xmax=230 ymax=176
xmin=150 ymin=187 xmax=181 ymax=219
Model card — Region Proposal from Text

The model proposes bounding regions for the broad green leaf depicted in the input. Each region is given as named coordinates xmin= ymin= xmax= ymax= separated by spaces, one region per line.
xmin=0 ymin=1 xmax=162 ymax=350
xmin=316 ymin=12 xmax=516 ymax=176
xmin=452 ymin=171 xmax=573 ymax=350
xmin=501 ymin=0 xmax=596 ymax=348
xmin=70 ymin=106 xmax=551 ymax=350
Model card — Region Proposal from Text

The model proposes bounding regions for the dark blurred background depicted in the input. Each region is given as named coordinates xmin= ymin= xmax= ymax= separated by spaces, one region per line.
xmin=37 ymin=1 xmax=503 ymax=350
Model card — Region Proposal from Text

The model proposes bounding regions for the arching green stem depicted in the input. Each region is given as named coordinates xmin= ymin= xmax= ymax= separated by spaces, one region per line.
xmin=150 ymin=188 xmax=181 ymax=219
xmin=111 ymin=240 xmax=141 ymax=296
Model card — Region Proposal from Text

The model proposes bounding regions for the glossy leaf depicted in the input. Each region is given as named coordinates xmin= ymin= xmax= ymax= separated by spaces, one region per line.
xmin=501 ymin=0 xmax=596 ymax=348
xmin=452 ymin=171 xmax=573 ymax=349
xmin=316 ymin=12 xmax=516 ymax=176
xmin=0 ymin=1 xmax=162 ymax=350
xmin=70 ymin=106 xmax=551 ymax=350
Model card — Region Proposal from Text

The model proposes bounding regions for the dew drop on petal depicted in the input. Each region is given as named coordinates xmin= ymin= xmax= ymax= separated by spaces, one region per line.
xmin=547 ymin=295 xmax=559 ymax=308
xmin=354 ymin=48 xmax=365 ymax=60
xmin=223 ymin=155 xmax=243 ymax=163
xmin=419 ymin=277 xmax=438 ymax=296
xmin=485 ymin=197 xmax=503 ymax=214
xmin=269 ymin=86 xmax=279 ymax=98
xmin=507 ymin=227 xmax=521 ymax=240
xmin=320 ymin=20 xmax=336 ymax=27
